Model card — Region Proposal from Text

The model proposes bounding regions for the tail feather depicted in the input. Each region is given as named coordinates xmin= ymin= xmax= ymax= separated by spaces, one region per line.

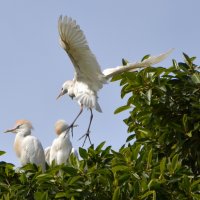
xmin=103 ymin=49 xmax=174 ymax=79
xmin=95 ymin=101 xmax=102 ymax=113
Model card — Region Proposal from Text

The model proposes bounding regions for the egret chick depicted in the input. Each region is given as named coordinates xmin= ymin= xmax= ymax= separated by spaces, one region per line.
xmin=49 ymin=120 xmax=72 ymax=165
xmin=57 ymin=15 xmax=173 ymax=146
xmin=4 ymin=120 xmax=46 ymax=171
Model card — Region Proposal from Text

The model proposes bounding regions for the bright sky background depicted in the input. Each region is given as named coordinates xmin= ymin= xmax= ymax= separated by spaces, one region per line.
xmin=1 ymin=1 xmax=200 ymax=166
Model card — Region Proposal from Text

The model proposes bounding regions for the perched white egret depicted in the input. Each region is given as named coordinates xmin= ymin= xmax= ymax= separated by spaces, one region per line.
xmin=49 ymin=120 xmax=72 ymax=165
xmin=57 ymin=15 xmax=173 ymax=146
xmin=45 ymin=146 xmax=78 ymax=165
xmin=4 ymin=120 xmax=46 ymax=171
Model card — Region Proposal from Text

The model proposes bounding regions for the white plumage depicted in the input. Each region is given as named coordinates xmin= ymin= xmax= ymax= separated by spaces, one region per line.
xmin=48 ymin=120 xmax=72 ymax=165
xmin=57 ymin=15 xmax=173 ymax=145
xmin=45 ymin=147 xmax=79 ymax=165
xmin=44 ymin=146 xmax=51 ymax=165
xmin=4 ymin=120 xmax=46 ymax=172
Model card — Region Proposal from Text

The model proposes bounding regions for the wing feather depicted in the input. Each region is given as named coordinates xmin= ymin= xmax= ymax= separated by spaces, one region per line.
xmin=21 ymin=136 xmax=45 ymax=171
xmin=58 ymin=15 xmax=106 ymax=92
xmin=103 ymin=49 xmax=174 ymax=79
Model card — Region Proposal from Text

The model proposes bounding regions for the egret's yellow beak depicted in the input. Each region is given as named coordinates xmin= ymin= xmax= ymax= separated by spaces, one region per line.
xmin=4 ymin=127 xmax=17 ymax=133
xmin=56 ymin=91 xmax=64 ymax=100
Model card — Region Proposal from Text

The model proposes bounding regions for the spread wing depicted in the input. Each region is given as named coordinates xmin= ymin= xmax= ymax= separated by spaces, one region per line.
xmin=21 ymin=136 xmax=46 ymax=171
xmin=58 ymin=15 xmax=106 ymax=91
xmin=103 ymin=49 xmax=174 ymax=79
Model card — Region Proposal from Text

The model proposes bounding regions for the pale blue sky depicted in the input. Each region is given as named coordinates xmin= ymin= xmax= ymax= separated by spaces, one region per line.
xmin=1 ymin=1 xmax=200 ymax=166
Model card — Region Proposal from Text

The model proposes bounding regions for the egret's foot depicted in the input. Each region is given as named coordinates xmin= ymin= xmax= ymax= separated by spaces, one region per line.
xmin=78 ymin=131 xmax=92 ymax=147
xmin=65 ymin=124 xmax=78 ymax=138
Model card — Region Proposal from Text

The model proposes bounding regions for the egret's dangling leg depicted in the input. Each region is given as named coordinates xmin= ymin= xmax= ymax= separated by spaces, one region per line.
xmin=66 ymin=105 xmax=83 ymax=137
xmin=78 ymin=108 xmax=93 ymax=146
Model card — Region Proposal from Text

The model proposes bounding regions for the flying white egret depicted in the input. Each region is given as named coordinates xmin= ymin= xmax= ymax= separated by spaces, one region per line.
xmin=49 ymin=120 xmax=72 ymax=165
xmin=57 ymin=15 xmax=173 ymax=146
xmin=4 ymin=120 xmax=46 ymax=172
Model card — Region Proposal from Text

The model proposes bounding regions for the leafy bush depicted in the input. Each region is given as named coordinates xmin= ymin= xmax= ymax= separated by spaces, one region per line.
xmin=114 ymin=53 xmax=200 ymax=175
xmin=0 ymin=53 xmax=199 ymax=200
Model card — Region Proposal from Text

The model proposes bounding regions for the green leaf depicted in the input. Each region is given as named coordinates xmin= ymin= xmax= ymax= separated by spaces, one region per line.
xmin=111 ymin=73 xmax=122 ymax=82
xmin=171 ymin=154 xmax=179 ymax=173
xmin=19 ymin=173 xmax=27 ymax=184
xmin=0 ymin=151 xmax=6 ymax=156
xmin=160 ymin=157 xmax=166 ymax=175
xmin=114 ymin=105 xmax=130 ymax=114
xmin=141 ymin=54 xmax=151 ymax=62
xmin=191 ymin=179 xmax=200 ymax=189
xmin=68 ymin=176 xmax=82 ymax=185
xmin=62 ymin=166 xmax=78 ymax=176
xmin=88 ymin=146 xmax=96 ymax=157
xmin=132 ymin=144 xmax=142 ymax=160
xmin=122 ymin=58 xmax=129 ymax=65
xmin=126 ymin=134 xmax=135 ymax=142
xmin=183 ymin=52 xmax=193 ymax=66
xmin=141 ymin=190 xmax=156 ymax=200
xmin=112 ymin=165 xmax=129 ymax=173
xmin=146 ymin=89 xmax=152 ymax=105
xmin=55 ymin=192 xmax=67 ymax=198
xmin=182 ymin=114 xmax=188 ymax=132
xmin=138 ymin=129 xmax=150 ymax=137
xmin=186 ymin=131 xmax=192 ymax=137
xmin=2 ymin=194 xmax=10 ymax=200
xmin=179 ymin=175 xmax=191 ymax=193
xmin=21 ymin=163 xmax=38 ymax=171
xmin=172 ymin=59 xmax=179 ymax=70
xmin=118 ymin=174 xmax=130 ymax=185
xmin=157 ymin=85 xmax=167 ymax=92
xmin=96 ymin=141 xmax=106 ymax=152
xmin=101 ymin=146 xmax=112 ymax=157
xmin=148 ymin=179 xmax=161 ymax=190
xmin=36 ymin=173 xmax=54 ymax=182
xmin=191 ymin=72 xmax=200 ymax=84
xmin=112 ymin=187 xmax=120 ymax=200
xmin=132 ymin=173 xmax=140 ymax=180
xmin=79 ymin=147 xmax=88 ymax=159
xmin=34 ymin=192 xmax=48 ymax=200
xmin=191 ymin=194 xmax=200 ymax=199
xmin=147 ymin=148 xmax=152 ymax=169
